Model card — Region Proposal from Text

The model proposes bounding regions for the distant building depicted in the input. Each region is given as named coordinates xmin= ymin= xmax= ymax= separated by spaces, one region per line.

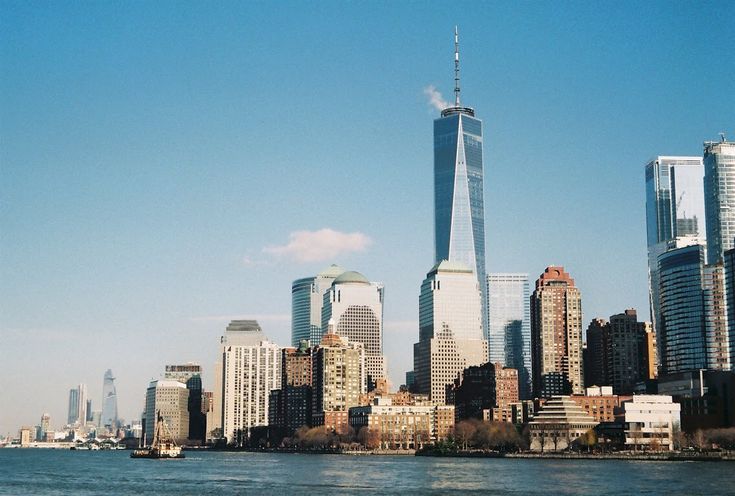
xmin=101 ymin=369 xmax=118 ymax=430
xmin=531 ymin=267 xmax=584 ymax=398
xmin=311 ymin=323 xmax=366 ymax=433
xmin=349 ymin=397 xmax=455 ymax=449
xmin=67 ymin=384 xmax=87 ymax=426
xmin=144 ymin=379 xmax=189 ymax=445
xmin=486 ymin=273 xmax=532 ymax=399
xmin=206 ymin=361 xmax=222 ymax=442
xmin=414 ymin=261 xmax=488 ymax=405
xmin=704 ymin=137 xmax=735 ymax=265
xmin=292 ymin=264 xmax=345 ymax=346
xmin=164 ymin=363 xmax=202 ymax=383
xmin=38 ymin=413 xmax=51 ymax=442
xmin=270 ymin=340 xmax=314 ymax=434
xmin=321 ymin=270 xmax=386 ymax=390
xmin=623 ymin=395 xmax=680 ymax=451
xmin=185 ymin=375 xmax=205 ymax=444
xmin=584 ymin=310 xmax=656 ymax=395
xmin=221 ymin=320 xmax=281 ymax=445
xmin=528 ymin=396 xmax=598 ymax=451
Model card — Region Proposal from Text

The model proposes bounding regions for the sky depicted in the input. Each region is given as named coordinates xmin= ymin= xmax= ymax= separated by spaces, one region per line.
xmin=1 ymin=1 xmax=733 ymax=435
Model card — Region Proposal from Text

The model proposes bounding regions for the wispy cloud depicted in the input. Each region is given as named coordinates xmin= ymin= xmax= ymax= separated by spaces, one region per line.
xmin=423 ymin=85 xmax=448 ymax=112
xmin=262 ymin=228 xmax=372 ymax=263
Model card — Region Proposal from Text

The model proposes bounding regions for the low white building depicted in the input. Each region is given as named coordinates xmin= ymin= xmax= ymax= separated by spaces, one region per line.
xmin=623 ymin=395 xmax=680 ymax=451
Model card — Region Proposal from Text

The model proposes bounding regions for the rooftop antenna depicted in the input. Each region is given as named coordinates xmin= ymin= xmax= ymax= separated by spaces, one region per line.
xmin=454 ymin=25 xmax=460 ymax=107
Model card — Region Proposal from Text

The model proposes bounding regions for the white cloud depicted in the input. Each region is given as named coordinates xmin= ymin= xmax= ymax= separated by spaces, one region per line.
xmin=423 ymin=85 xmax=448 ymax=112
xmin=262 ymin=228 xmax=372 ymax=263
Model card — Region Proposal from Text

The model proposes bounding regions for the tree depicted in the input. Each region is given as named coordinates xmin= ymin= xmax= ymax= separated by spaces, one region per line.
xmin=357 ymin=427 xmax=380 ymax=450
xmin=577 ymin=429 xmax=597 ymax=453
xmin=454 ymin=420 xmax=479 ymax=450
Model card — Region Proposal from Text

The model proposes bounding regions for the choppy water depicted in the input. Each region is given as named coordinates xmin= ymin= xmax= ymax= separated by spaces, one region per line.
xmin=1 ymin=449 xmax=734 ymax=495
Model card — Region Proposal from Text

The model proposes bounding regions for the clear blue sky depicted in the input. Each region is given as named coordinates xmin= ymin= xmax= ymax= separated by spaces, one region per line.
xmin=1 ymin=1 xmax=733 ymax=434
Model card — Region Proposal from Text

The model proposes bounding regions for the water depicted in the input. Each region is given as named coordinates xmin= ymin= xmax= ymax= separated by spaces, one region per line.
xmin=1 ymin=450 xmax=734 ymax=495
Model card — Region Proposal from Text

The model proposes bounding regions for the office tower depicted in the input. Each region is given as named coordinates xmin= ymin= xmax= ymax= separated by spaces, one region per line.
xmin=282 ymin=341 xmax=313 ymax=432
xmin=433 ymin=28 xmax=487 ymax=333
xmin=724 ymin=248 xmax=735 ymax=370
xmin=292 ymin=264 xmax=345 ymax=346
xmin=164 ymin=363 xmax=202 ymax=383
xmin=704 ymin=137 xmax=735 ymax=264
xmin=413 ymin=261 xmax=488 ymax=405
xmin=101 ymin=369 xmax=118 ymax=430
xmin=67 ymin=384 xmax=87 ymax=426
xmin=645 ymin=155 xmax=705 ymax=359
xmin=530 ymin=266 xmax=584 ymax=397
xmin=658 ymin=245 xmax=708 ymax=373
xmin=144 ymin=379 xmax=189 ymax=445
xmin=702 ymin=263 xmax=732 ymax=370
xmin=584 ymin=318 xmax=608 ymax=388
xmin=220 ymin=320 xmax=281 ymax=444
xmin=85 ymin=400 xmax=93 ymax=422
xmin=321 ymin=270 xmax=386 ymax=390
xmin=185 ymin=375 xmax=206 ymax=443
xmin=487 ymin=273 xmax=531 ymax=399
xmin=312 ymin=323 xmax=366 ymax=431
xmin=38 ymin=413 xmax=50 ymax=442
xmin=607 ymin=310 xmax=656 ymax=394
xmin=451 ymin=362 xmax=519 ymax=422
xmin=206 ymin=360 xmax=223 ymax=442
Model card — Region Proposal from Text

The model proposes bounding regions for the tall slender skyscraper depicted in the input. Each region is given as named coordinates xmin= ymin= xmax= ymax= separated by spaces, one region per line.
xmin=486 ymin=273 xmax=532 ymax=399
xmin=101 ymin=369 xmax=118 ymax=429
xmin=704 ymin=136 xmax=735 ymax=264
xmin=433 ymin=27 xmax=487 ymax=332
xmin=530 ymin=267 xmax=584 ymax=398
xmin=67 ymin=384 xmax=88 ymax=426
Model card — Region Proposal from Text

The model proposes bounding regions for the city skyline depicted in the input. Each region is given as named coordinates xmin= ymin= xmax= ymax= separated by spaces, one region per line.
xmin=2 ymin=2 xmax=734 ymax=434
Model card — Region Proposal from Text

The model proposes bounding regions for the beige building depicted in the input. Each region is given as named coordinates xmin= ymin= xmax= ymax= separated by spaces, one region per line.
xmin=221 ymin=320 xmax=281 ymax=444
xmin=349 ymin=397 xmax=455 ymax=449
xmin=312 ymin=324 xmax=366 ymax=431
xmin=570 ymin=386 xmax=629 ymax=423
xmin=414 ymin=261 xmax=488 ymax=405
xmin=529 ymin=396 xmax=598 ymax=451
xmin=531 ymin=266 xmax=584 ymax=398
xmin=144 ymin=379 xmax=189 ymax=445
xmin=623 ymin=395 xmax=680 ymax=451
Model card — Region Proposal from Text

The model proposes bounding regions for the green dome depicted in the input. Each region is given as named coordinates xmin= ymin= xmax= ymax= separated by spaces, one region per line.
xmin=333 ymin=270 xmax=370 ymax=285
xmin=318 ymin=264 xmax=346 ymax=278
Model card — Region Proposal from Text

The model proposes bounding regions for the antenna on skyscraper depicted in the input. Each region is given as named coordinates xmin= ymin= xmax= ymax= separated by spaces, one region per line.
xmin=454 ymin=25 xmax=461 ymax=107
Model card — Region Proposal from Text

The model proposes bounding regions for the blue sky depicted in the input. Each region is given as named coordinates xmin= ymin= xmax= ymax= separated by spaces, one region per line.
xmin=1 ymin=1 xmax=733 ymax=434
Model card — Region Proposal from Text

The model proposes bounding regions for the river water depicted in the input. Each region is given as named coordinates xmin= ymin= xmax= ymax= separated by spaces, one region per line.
xmin=1 ymin=449 xmax=734 ymax=495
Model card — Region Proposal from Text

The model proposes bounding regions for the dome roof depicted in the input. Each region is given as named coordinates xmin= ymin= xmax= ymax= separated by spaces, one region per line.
xmin=318 ymin=264 xmax=346 ymax=278
xmin=333 ymin=270 xmax=370 ymax=285
xmin=429 ymin=260 xmax=473 ymax=274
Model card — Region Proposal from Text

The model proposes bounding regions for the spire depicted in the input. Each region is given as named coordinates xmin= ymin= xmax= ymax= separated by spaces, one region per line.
xmin=454 ymin=25 xmax=460 ymax=107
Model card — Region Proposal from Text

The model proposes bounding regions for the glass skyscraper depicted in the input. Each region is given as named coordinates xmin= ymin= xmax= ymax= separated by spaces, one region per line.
xmin=291 ymin=264 xmax=345 ymax=346
xmin=434 ymin=31 xmax=486 ymax=332
xmin=487 ymin=273 xmax=532 ymax=399
xmin=704 ymin=138 xmax=735 ymax=265
xmin=101 ymin=369 xmax=118 ymax=429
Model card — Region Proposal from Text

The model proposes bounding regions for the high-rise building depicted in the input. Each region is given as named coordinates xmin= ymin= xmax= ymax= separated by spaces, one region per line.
xmin=164 ymin=363 xmax=202 ymax=383
xmin=270 ymin=340 xmax=314 ymax=434
xmin=530 ymin=266 xmax=584 ymax=398
xmin=704 ymin=137 xmax=735 ymax=264
xmin=413 ymin=261 xmax=488 ymax=405
xmin=67 ymin=384 xmax=87 ymax=426
xmin=185 ymin=375 xmax=206 ymax=443
xmin=644 ymin=155 xmax=705 ymax=362
xmin=433 ymin=28 xmax=487 ymax=334
xmin=38 ymin=413 xmax=50 ymax=442
xmin=291 ymin=264 xmax=345 ymax=346
xmin=486 ymin=273 xmax=531 ymax=399
xmin=312 ymin=323 xmax=366 ymax=432
xmin=606 ymin=310 xmax=656 ymax=394
xmin=321 ymin=270 xmax=386 ymax=390
xmin=206 ymin=360 xmax=223 ymax=442
xmin=724 ymin=248 xmax=735 ymax=370
xmin=584 ymin=318 xmax=608 ymax=388
xmin=101 ymin=369 xmax=118 ymax=430
xmin=144 ymin=379 xmax=189 ymax=445
xmin=220 ymin=320 xmax=281 ymax=445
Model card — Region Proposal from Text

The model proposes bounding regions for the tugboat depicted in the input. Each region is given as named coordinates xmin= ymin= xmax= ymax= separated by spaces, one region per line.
xmin=130 ymin=411 xmax=185 ymax=459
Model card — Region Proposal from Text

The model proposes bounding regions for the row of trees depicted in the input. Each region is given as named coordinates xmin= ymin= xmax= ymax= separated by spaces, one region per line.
xmin=278 ymin=426 xmax=381 ymax=450
xmin=450 ymin=419 xmax=527 ymax=452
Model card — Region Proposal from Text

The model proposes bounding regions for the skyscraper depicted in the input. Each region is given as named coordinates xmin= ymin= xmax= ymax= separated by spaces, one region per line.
xmin=530 ymin=266 xmax=584 ymax=398
xmin=101 ymin=369 xmax=118 ymax=430
xmin=413 ymin=261 xmax=488 ymax=404
xmin=144 ymin=379 xmax=189 ymax=445
xmin=67 ymin=384 xmax=87 ymax=426
xmin=433 ymin=28 xmax=487 ymax=332
xmin=644 ymin=155 xmax=705 ymax=357
xmin=291 ymin=264 xmax=345 ymax=346
xmin=321 ymin=270 xmax=386 ymax=390
xmin=486 ymin=273 xmax=532 ymax=399
xmin=220 ymin=320 xmax=281 ymax=444
xmin=704 ymin=137 xmax=735 ymax=264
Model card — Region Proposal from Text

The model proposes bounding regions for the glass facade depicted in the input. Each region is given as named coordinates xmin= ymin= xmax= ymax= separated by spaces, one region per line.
xmin=486 ymin=273 xmax=532 ymax=399
xmin=434 ymin=111 xmax=486 ymax=330
xmin=704 ymin=141 xmax=735 ymax=264
xmin=658 ymin=245 xmax=707 ymax=374
xmin=291 ymin=265 xmax=345 ymax=346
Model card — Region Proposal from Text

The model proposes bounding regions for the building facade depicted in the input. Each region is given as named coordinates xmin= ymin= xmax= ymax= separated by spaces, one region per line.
xmin=528 ymin=396 xmax=598 ymax=451
xmin=414 ymin=261 xmax=488 ymax=404
xmin=291 ymin=264 xmax=345 ymax=346
xmin=321 ymin=270 xmax=386 ymax=390
xmin=531 ymin=267 xmax=584 ymax=398
xmin=67 ymin=384 xmax=87 ymax=426
xmin=704 ymin=137 xmax=735 ymax=265
xmin=486 ymin=273 xmax=532 ymax=399
xmin=623 ymin=395 xmax=680 ymax=451
xmin=101 ymin=369 xmax=118 ymax=430
xmin=144 ymin=379 xmax=189 ymax=445
xmin=220 ymin=320 xmax=281 ymax=444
